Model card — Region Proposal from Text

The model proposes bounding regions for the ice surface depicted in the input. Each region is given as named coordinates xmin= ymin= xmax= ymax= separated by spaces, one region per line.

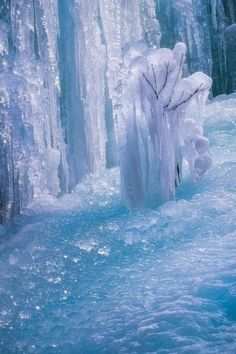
xmin=0 ymin=96 xmax=236 ymax=353
xmin=119 ymin=42 xmax=212 ymax=207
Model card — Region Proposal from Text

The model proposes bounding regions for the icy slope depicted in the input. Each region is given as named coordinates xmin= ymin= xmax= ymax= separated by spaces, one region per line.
xmin=0 ymin=96 xmax=235 ymax=353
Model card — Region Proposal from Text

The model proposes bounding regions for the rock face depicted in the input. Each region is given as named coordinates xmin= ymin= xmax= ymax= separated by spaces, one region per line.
xmin=0 ymin=0 xmax=235 ymax=222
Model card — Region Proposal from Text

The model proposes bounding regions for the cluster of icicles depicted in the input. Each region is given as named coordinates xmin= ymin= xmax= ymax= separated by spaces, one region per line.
xmin=119 ymin=41 xmax=212 ymax=207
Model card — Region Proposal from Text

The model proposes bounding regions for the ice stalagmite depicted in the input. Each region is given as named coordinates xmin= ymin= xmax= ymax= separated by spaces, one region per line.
xmin=120 ymin=42 xmax=212 ymax=207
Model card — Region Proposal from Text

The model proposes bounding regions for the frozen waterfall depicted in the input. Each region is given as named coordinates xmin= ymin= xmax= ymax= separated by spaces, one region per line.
xmin=120 ymin=41 xmax=212 ymax=207
xmin=0 ymin=0 xmax=235 ymax=222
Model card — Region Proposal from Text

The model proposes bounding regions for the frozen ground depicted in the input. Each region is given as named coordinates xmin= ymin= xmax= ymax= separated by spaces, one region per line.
xmin=0 ymin=95 xmax=236 ymax=353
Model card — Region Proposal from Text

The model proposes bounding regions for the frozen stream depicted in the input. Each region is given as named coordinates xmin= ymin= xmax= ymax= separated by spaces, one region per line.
xmin=0 ymin=96 xmax=236 ymax=353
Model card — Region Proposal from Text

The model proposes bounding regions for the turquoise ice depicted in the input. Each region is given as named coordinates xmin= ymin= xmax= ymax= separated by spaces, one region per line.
xmin=0 ymin=96 xmax=235 ymax=353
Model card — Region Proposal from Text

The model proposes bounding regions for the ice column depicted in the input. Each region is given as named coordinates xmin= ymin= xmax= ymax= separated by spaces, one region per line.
xmin=119 ymin=42 xmax=212 ymax=207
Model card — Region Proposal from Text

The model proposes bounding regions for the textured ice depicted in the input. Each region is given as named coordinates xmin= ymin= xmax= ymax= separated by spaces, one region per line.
xmin=0 ymin=0 xmax=68 ymax=223
xmin=119 ymin=42 xmax=212 ymax=207
xmin=0 ymin=0 xmax=159 ymax=223
xmin=0 ymin=0 xmax=236 ymax=222
xmin=0 ymin=96 xmax=236 ymax=353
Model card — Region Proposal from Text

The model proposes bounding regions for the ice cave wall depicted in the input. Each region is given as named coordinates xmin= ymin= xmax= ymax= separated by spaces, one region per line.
xmin=0 ymin=0 xmax=235 ymax=222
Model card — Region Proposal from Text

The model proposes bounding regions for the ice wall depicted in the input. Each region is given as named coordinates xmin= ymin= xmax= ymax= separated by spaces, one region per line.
xmin=0 ymin=0 xmax=69 ymax=223
xmin=156 ymin=0 xmax=236 ymax=95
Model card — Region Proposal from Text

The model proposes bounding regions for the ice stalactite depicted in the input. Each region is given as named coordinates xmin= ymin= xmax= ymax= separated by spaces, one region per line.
xmin=119 ymin=42 xmax=212 ymax=207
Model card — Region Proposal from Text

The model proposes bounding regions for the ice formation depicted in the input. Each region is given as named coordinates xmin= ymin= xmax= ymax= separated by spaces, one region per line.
xmin=0 ymin=0 xmax=235 ymax=221
xmin=120 ymin=42 xmax=212 ymax=207
xmin=0 ymin=0 xmax=159 ymax=222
